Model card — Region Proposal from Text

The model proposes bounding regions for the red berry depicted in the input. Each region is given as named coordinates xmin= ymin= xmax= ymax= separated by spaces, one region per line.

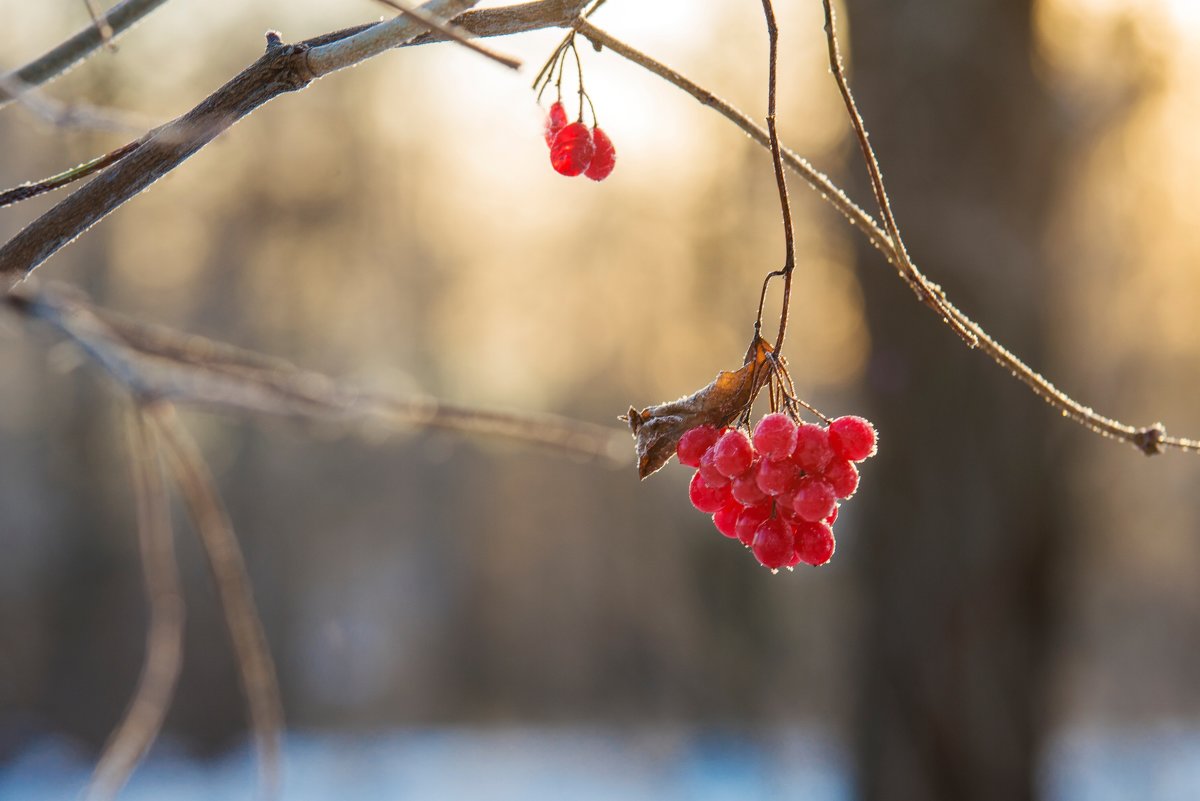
xmin=792 ymin=477 xmax=837 ymax=523
xmin=712 ymin=500 xmax=742 ymax=539
xmin=689 ymin=470 xmax=732 ymax=513
xmin=730 ymin=465 xmax=768 ymax=506
xmin=825 ymin=505 xmax=839 ymax=526
xmin=677 ymin=426 xmax=721 ymax=468
xmin=698 ymin=448 xmax=731 ymax=488
xmin=713 ymin=429 xmax=755 ymax=478
xmin=543 ymin=101 xmax=568 ymax=147
xmin=823 ymin=458 xmax=860 ymax=499
xmin=793 ymin=424 xmax=834 ymax=474
xmin=550 ymin=122 xmax=595 ymax=177
xmin=829 ymin=415 xmax=877 ymax=462
xmin=584 ymin=126 xmax=616 ymax=181
xmin=752 ymin=518 xmax=793 ymax=570
xmin=755 ymin=457 xmax=798 ymax=496
xmin=735 ymin=503 xmax=772 ymax=547
xmin=793 ymin=520 xmax=836 ymax=566
xmin=753 ymin=413 xmax=797 ymax=461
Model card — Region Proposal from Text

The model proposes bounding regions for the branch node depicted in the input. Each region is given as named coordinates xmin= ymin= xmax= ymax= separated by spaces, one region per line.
xmin=1134 ymin=423 xmax=1167 ymax=456
xmin=265 ymin=30 xmax=284 ymax=52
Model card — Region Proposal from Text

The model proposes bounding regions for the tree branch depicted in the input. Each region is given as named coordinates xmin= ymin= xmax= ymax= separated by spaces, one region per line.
xmin=0 ymin=0 xmax=172 ymax=107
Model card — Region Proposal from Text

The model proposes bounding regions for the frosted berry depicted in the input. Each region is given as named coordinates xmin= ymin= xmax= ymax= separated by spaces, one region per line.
xmin=792 ymin=477 xmax=837 ymax=523
xmin=793 ymin=520 xmax=836 ymax=566
xmin=735 ymin=503 xmax=772 ymax=547
xmin=677 ymin=426 xmax=721 ymax=468
xmin=752 ymin=517 xmax=793 ymax=570
xmin=713 ymin=429 xmax=755 ymax=478
xmin=755 ymin=457 xmax=798 ymax=496
xmin=793 ymin=424 xmax=834 ymax=474
xmin=550 ymin=122 xmax=595 ymax=177
xmin=753 ymin=413 xmax=797 ymax=461
xmin=689 ymin=470 xmax=732 ymax=514
xmin=731 ymin=466 xmax=768 ymax=506
xmin=829 ymin=415 xmax=877 ymax=462
xmin=584 ymin=126 xmax=616 ymax=181
xmin=543 ymin=101 xmax=568 ymax=147
xmin=823 ymin=458 xmax=860 ymax=499
xmin=698 ymin=448 xmax=731 ymax=488
xmin=712 ymin=500 xmax=743 ymax=539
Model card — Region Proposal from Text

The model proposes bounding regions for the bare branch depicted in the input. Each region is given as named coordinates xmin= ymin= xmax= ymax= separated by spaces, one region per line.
xmin=0 ymin=0 xmax=171 ymax=108
xmin=0 ymin=142 xmax=139 ymax=209
xmin=576 ymin=20 xmax=1198 ymax=457
xmin=7 ymin=284 xmax=629 ymax=462
xmin=148 ymin=403 xmax=284 ymax=800
xmin=0 ymin=0 xmax=587 ymax=293
xmin=87 ymin=408 xmax=184 ymax=801
xmin=375 ymin=0 xmax=522 ymax=70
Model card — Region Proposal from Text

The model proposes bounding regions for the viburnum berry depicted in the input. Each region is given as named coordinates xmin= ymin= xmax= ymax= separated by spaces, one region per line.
xmin=792 ymin=476 xmax=837 ymax=523
xmin=584 ymin=126 xmax=616 ymax=181
xmin=543 ymin=101 xmax=568 ymax=147
xmin=753 ymin=412 xmax=797 ymax=461
xmin=712 ymin=500 xmax=742 ymax=539
xmin=735 ymin=503 xmax=772 ymax=547
xmin=823 ymin=458 xmax=860 ymax=499
xmin=756 ymin=457 xmax=798 ymax=497
xmin=677 ymin=426 xmax=722 ymax=468
xmin=793 ymin=520 xmax=836 ymax=567
xmin=730 ymin=466 xmax=768 ymax=506
xmin=698 ymin=448 xmax=731 ymax=488
xmin=752 ymin=517 xmax=793 ymax=570
xmin=793 ymin=423 xmax=834 ymax=474
xmin=712 ymin=429 xmax=755 ymax=478
xmin=829 ymin=415 xmax=877 ymax=462
xmin=550 ymin=121 xmax=595 ymax=177
xmin=689 ymin=471 xmax=732 ymax=514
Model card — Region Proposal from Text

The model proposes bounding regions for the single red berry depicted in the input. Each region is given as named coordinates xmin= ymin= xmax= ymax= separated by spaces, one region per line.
xmin=829 ymin=415 xmax=877 ymax=462
xmin=825 ymin=505 xmax=839 ymax=526
xmin=735 ymin=503 xmax=772 ymax=547
xmin=698 ymin=448 xmax=731 ymax=488
xmin=543 ymin=101 xmax=568 ymax=147
xmin=753 ymin=413 xmax=797 ymax=461
xmin=730 ymin=465 xmax=768 ymax=506
xmin=823 ymin=458 xmax=860 ymax=499
xmin=584 ymin=126 xmax=616 ymax=181
xmin=755 ymin=457 xmax=798 ymax=496
xmin=783 ymin=544 xmax=803 ymax=569
xmin=689 ymin=470 xmax=732 ymax=514
xmin=793 ymin=424 xmax=834 ymax=474
xmin=792 ymin=476 xmax=837 ymax=523
xmin=752 ymin=518 xmax=794 ymax=570
xmin=712 ymin=500 xmax=743 ymax=539
xmin=793 ymin=520 xmax=836 ymax=566
xmin=550 ymin=122 xmax=595 ymax=177
xmin=713 ymin=429 xmax=755 ymax=478
xmin=677 ymin=426 xmax=721 ymax=468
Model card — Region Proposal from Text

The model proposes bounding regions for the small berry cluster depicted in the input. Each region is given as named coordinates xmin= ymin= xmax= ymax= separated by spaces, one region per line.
xmin=543 ymin=100 xmax=616 ymax=181
xmin=677 ymin=413 xmax=876 ymax=570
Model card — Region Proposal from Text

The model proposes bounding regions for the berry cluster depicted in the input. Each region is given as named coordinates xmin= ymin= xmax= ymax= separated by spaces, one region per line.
xmin=543 ymin=101 xmax=616 ymax=181
xmin=678 ymin=413 xmax=876 ymax=570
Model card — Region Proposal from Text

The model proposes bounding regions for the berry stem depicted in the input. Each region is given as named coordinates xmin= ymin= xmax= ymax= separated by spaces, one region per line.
xmin=759 ymin=0 xmax=796 ymax=356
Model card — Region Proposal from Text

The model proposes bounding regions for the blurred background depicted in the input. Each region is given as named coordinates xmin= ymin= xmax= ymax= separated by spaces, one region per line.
xmin=1 ymin=0 xmax=1199 ymax=799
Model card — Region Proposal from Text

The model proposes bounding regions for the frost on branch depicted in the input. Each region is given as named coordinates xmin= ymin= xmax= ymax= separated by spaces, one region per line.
xmin=624 ymin=337 xmax=773 ymax=479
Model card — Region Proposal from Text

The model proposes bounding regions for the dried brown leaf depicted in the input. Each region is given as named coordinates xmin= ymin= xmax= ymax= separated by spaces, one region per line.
xmin=625 ymin=337 xmax=773 ymax=479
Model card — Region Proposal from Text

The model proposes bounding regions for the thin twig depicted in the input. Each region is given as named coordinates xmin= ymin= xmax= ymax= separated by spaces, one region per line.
xmin=374 ymin=0 xmax=522 ymax=70
xmin=756 ymin=0 xmax=797 ymax=354
xmin=819 ymin=0 xmax=976 ymax=347
xmin=148 ymin=403 xmax=284 ymax=800
xmin=82 ymin=0 xmax=117 ymax=49
xmin=87 ymin=407 xmax=184 ymax=801
xmin=0 ymin=142 xmax=139 ymax=208
xmin=0 ymin=0 xmax=171 ymax=108
xmin=576 ymin=20 xmax=1198 ymax=456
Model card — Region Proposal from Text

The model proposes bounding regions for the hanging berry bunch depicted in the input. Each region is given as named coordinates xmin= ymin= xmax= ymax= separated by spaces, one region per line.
xmin=622 ymin=0 xmax=877 ymax=572
xmin=534 ymin=32 xmax=616 ymax=181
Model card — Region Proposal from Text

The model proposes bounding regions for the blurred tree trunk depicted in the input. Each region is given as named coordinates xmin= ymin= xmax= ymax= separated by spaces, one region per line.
xmin=847 ymin=1 xmax=1069 ymax=800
